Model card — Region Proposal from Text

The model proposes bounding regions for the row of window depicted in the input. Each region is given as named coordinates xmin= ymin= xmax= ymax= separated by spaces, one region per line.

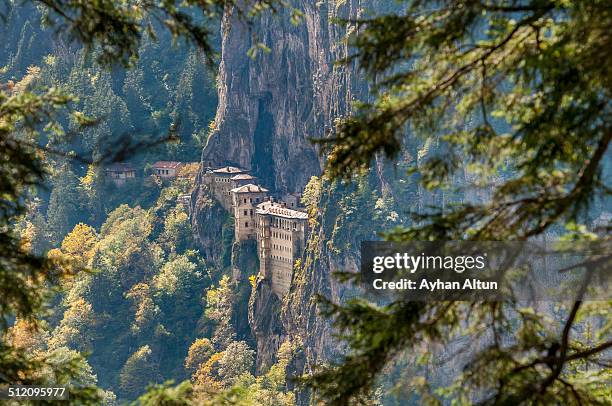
xmin=272 ymin=255 xmax=292 ymax=263
xmin=272 ymin=218 xmax=298 ymax=230
xmin=273 ymin=231 xmax=292 ymax=241
xmin=273 ymin=243 xmax=292 ymax=253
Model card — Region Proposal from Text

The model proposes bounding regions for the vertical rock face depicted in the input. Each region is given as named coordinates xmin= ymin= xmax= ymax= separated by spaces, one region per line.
xmin=201 ymin=1 xmax=363 ymax=193
xmin=194 ymin=0 xmax=370 ymax=378
xmin=248 ymin=279 xmax=285 ymax=370
xmin=190 ymin=181 xmax=231 ymax=266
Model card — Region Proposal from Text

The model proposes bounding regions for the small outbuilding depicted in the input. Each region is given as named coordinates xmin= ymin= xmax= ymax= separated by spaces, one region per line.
xmin=105 ymin=163 xmax=136 ymax=186
xmin=153 ymin=161 xmax=183 ymax=178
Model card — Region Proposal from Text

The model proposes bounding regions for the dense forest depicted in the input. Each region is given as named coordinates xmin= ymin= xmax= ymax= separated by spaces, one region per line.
xmin=1 ymin=0 xmax=610 ymax=405
xmin=0 ymin=3 xmax=415 ymax=402
xmin=1 ymin=3 xmax=287 ymax=403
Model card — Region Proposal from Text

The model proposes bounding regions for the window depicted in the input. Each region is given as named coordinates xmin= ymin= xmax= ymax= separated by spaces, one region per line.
xmin=256 ymin=197 xmax=260 ymax=203
xmin=245 ymin=222 xmax=249 ymax=227
xmin=244 ymin=210 xmax=248 ymax=215
xmin=244 ymin=198 xmax=247 ymax=204
xmin=250 ymin=209 xmax=253 ymax=216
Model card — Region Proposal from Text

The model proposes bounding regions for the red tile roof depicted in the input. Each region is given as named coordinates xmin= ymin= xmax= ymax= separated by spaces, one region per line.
xmin=153 ymin=161 xmax=183 ymax=169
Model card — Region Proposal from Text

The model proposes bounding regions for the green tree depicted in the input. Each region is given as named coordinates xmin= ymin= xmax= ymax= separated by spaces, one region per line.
xmin=137 ymin=341 xmax=295 ymax=405
xmin=217 ymin=341 xmax=255 ymax=387
xmin=6 ymin=319 xmax=112 ymax=405
xmin=125 ymin=282 xmax=160 ymax=335
xmin=60 ymin=222 xmax=98 ymax=270
xmin=189 ymin=341 xmax=255 ymax=389
xmin=46 ymin=163 xmax=85 ymax=244
xmin=307 ymin=1 xmax=612 ymax=404
xmin=78 ymin=165 xmax=106 ymax=227
xmin=204 ymin=276 xmax=237 ymax=349
xmin=160 ymin=206 xmax=193 ymax=254
xmin=94 ymin=205 xmax=158 ymax=290
xmin=135 ymin=380 xmax=197 ymax=406
xmin=185 ymin=338 xmax=215 ymax=373
xmin=20 ymin=198 xmax=52 ymax=256
xmin=120 ymin=345 xmax=160 ymax=399
xmin=48 ymin=297 xmax=95 ymax=352
xmin=154 ymin=255 xmax=198 ymax=295
xmin=246 ymin=341 xmax=296 ymax=406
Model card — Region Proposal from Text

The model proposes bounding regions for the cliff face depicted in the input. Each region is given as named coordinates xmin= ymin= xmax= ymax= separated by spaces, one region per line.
xmin=248 ymin=278 xmax=285 ymax=370
xmin=193 ymin=0 xmax=370 ymax=376
xmin=190 ymin=181 xmax=231 ymax=265
xmin=201 ymin=1 xmax=363 ymax=193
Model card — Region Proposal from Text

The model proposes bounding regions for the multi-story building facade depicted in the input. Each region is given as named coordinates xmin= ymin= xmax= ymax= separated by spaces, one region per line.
xmin=231 ymin=184 xmax=269 ymax=241
xmin=256 ymin=200 xmax=308 ymax=297
xmin=203 ymin=165 xmax=308 ymax=298
xmin=202 ymin=166 xmax=247 ymax=209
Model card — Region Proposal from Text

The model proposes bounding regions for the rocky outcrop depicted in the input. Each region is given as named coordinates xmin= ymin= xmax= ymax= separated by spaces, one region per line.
xmin=194 ymin=0 xmax=375 ymax=381
xmin=190 ymin=178 xmax=231 ymax=267
xmin=201 ymin=1 xmax=364 ymax=193
xmin=230 ymin=239 xmax=259 ymax=342
xmin=282 ymin=182 xmax=367 ymax=375
xmin=248 ymin=278 xmax=285 ymax=371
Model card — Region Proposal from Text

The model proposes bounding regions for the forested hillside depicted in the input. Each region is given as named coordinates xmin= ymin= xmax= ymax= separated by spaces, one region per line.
xmin=3 ymin=3 xmax=263 ymax=403
xmin=2 ymin=2 xmax=217 ymax=231
xmin=2 ymin=2 xmax=404 ymax=402
xmin=2 ymin=1 xmax=610 ymax=405
xmin=2 ymin=2 xmax=310 ymax=403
